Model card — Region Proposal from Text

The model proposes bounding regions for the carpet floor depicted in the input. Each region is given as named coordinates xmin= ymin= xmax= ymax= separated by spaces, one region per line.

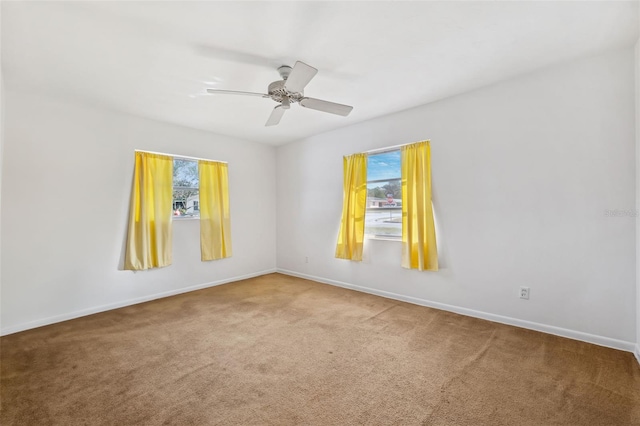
xmin=1 ymin=273 xmax=639 ymax=425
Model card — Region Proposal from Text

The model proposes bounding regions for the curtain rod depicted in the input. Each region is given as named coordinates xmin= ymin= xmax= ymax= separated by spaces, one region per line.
xmin=365 ymin=144 xmax=407 ymax=155
xmin=134 ymin=149 xmax=227 ymax=164
xmin=362 ymin=140 xmax=431 ymax=156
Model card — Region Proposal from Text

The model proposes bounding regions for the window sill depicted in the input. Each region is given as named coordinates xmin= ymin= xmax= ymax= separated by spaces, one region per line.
xmin=173 ymin=216 xmax=200 ymax=221
xmin=365 ymin=235 xmax=401 ymax=242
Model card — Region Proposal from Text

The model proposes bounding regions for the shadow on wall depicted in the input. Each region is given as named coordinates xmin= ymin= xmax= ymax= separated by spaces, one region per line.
xmin=117 ymin=167 xmax=134 ymax=271
xmin=432 ymin=185 xmax=449 ymax=270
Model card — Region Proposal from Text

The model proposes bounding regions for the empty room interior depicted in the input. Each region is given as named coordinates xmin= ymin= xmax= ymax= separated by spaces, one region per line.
xmin=2 ymin=1 xmax=640 ymax=425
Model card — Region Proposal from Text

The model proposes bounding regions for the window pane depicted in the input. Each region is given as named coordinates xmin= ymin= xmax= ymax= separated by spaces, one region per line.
xmin=173 ymin=188 xmax=200 ymax=217
xmin=366 ymin=150 xmax=402 ymax=238
xmin=173 ymin=159 xmax=199 ymax=217
xmin=367 ymin=151 xmax=401 ymax=181
xmin=366 ymin=179 xmax=402 ymax=237
xmin=173 ymin=159 xmax=198 ymax=187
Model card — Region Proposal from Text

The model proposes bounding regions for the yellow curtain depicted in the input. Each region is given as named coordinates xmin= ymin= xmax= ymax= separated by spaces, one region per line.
xmin=199 ymin=160 xmax=232 ymax=261
xmin=401 ymin=141 xmax=438 ymax=271
xmin=124 ymin=152 xmax=174 ymax=270
xmin=335 ymin=153 xmax=367 ymax=261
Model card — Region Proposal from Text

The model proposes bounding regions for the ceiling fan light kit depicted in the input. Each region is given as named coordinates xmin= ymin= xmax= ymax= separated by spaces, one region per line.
xmin=206 ymin=61 xmax=353 ymax=126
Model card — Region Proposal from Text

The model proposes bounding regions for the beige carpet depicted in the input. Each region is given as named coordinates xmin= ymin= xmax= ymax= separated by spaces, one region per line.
xmin=1 ymin=273 xmax=639 ymax=425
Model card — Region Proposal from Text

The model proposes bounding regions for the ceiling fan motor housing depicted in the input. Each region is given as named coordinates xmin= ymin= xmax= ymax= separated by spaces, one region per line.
xmin=268 ymin=80 xmax=303 ymax=104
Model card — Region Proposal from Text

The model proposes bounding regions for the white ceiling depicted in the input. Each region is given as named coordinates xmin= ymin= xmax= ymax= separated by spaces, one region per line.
xmin=2 ymin=1 xmax=638 ymax=146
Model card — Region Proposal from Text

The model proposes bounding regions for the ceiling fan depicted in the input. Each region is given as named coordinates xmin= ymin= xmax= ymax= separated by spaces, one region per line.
xmin=206 ymin=61 xmax=353 ymax=126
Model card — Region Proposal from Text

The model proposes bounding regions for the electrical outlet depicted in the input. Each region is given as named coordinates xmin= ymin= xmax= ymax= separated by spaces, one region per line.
xmin=519 ymin=287 xmax=530 ymax=300
xmin=305 ymin=256 xmax=309 ymax=264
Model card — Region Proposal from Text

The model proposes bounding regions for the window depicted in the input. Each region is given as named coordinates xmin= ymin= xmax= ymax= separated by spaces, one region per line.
xmin=173 ymin=159 xmax=199 ymax=218
xmin=365 ymin=150 xmax=401 ymax=238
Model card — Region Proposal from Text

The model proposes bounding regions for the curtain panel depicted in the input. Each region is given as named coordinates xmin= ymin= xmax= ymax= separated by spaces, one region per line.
xmin=401 ymin=141 xmax=438 ymax=271
xmin=335 ymin=153 xmax=368 ymax=261
xmin=199 ymin=160 xmax=232 ymax=261
xmin=124 ymin=152 xmax=174 ymax=270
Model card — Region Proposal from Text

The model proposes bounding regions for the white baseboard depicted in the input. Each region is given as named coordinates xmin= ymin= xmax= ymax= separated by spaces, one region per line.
xmin=1 ymin=268 xmax=277 ymax=336
xmin=277 ymin=268 xmax=636 ymax=354
xmin=635 ymin=345 xmax=640 ymax=366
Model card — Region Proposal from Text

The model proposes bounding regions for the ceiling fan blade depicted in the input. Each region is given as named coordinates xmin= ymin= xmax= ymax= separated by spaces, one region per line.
xmin=206 ymin=89 xmax=269 ymax=98
xmin=284 ymin=61 xmax=318 ymax=93
xmin=299 ymin=97 xmax=353 ymax=116
xmin=265 ymin=105 xmax=286 ymax=126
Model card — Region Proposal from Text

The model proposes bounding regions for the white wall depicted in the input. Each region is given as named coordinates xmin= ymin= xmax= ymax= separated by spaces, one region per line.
xmin=277 ymin=47 xmax=636 ymax=349
xmin=1 ymin=91 xmax=277 ymax=334
xmin=0 ymin=3 xmax=4 ymax=336
xmin=636 ymin=36 xmax=640 ymax=361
